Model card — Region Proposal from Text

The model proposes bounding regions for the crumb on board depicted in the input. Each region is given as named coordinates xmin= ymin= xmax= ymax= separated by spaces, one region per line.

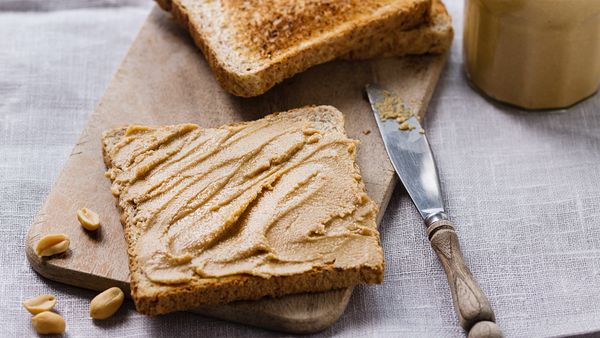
xmin=362 ymin=129 xmax=371 ymax=135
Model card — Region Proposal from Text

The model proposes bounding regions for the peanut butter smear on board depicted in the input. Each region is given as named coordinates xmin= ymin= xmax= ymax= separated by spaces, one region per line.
xmin=104 ymin=109 xmax=383 ymax=285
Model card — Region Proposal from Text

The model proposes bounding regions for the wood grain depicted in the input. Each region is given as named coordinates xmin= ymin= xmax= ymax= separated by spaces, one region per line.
xmin=25 ymin=6 xmax=447 ymax=334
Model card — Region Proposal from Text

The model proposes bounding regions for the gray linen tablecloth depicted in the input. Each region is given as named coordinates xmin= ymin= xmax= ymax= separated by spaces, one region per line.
xmin=1 ymin=1 xmax=600 ymax=337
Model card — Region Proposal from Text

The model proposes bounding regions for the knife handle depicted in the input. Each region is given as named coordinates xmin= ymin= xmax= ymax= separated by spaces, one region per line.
xmin=427 ymin=220 xmax=503 ymax=338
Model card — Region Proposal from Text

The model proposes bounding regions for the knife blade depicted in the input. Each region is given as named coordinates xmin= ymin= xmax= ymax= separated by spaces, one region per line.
xmin=365 ymin=84 xmax=445 ymax=223
xmin=366 ymin=84 xmax=503 ymax=338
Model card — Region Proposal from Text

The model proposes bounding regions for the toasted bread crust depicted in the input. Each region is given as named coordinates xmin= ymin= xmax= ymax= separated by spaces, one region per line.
xmin=102 ymin=106 xmax=385 ymax=315
xmin=157 ymin=0 xmax=431 ymax=97
xmin=343 ymin=0 xmax=453 ymax=60
xmin=135 ymin=265 xmax=382 ymax=315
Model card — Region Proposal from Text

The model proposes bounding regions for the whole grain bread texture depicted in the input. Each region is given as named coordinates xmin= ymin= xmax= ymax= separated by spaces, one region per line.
xmin=155 ymin=0 xmax=432 ymax=97
xmin=342 ymin=0 xmax=453 ymax=59
xmin=102 ymin=106 xmax=385 ymax=315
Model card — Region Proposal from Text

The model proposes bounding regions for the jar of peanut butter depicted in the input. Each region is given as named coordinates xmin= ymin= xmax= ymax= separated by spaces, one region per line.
xmin=463 ymin=0 xmax=600 ymax=109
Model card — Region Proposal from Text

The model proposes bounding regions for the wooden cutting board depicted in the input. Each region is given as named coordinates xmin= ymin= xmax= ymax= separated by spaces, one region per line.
xmin=26 ymin=6 xmax=447 ymax=334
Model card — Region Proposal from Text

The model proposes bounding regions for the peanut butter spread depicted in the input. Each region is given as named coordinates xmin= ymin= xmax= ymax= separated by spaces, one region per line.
xmin=374 ymin=89 xmax=419 ymax=130
xmin=464 ymin=0 xmax=600 ymax=109
xmin=104 ymin=109 xmax=383 ymax=285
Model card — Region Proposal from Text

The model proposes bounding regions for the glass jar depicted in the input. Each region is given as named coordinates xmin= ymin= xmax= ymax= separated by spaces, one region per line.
xmin=463 ymin=0 xmax=600 ymax=109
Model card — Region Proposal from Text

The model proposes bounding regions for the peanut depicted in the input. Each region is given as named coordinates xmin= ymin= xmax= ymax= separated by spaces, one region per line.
xmin=22 ymin=294 xmax=56 ymax=314
xmin=77 ymin=207 xmax=100 ymax=231
xmin=35 ymin=233 xmax=70 ymax=257
xmin=90 ymin=287 xmax=124 ymax=320
xmin=31 ymin=311 xmax=65 ymax=334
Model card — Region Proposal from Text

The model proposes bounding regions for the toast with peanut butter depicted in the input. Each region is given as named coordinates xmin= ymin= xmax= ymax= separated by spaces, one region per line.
xmin=102 ymin=106 xmax=385 ymax=315
xmin=155 ymin=0 xmax=432 ymax=97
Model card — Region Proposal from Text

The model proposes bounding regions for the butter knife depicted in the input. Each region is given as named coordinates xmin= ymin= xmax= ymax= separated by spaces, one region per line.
xmin=366 ymin=84 xmax=503 ymax=338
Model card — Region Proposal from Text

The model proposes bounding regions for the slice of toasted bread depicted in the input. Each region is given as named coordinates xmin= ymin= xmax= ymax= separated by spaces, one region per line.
xmin=342 ymin=0 xmax=453 ymax=59
xmin=102 ymin=106 xmax=384 ymax=315
xmin=156 ymin=0 xmax=431 ymax=97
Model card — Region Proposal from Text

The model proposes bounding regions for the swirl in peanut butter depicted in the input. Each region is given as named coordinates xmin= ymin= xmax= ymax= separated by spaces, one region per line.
xmin=105 ymin=111 xmax=383 ymax=285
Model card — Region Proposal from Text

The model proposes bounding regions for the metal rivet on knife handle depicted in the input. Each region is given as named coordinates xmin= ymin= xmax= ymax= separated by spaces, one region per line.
xmin=427 ymin=220 xmax=503 ymax=338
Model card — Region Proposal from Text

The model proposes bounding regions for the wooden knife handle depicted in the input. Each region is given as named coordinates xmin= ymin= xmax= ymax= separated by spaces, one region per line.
xmin=427 ymin=220 xmax=503 ymax=338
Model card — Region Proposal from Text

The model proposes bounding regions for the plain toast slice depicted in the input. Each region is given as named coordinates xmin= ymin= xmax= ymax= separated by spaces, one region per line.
xmin=343 ymin=0 xmax=453 ymax=59
xmin=102 ymin=106 xmax=385 ymax=315
xmin=156 ymin=0 xmax=431 ymax=97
